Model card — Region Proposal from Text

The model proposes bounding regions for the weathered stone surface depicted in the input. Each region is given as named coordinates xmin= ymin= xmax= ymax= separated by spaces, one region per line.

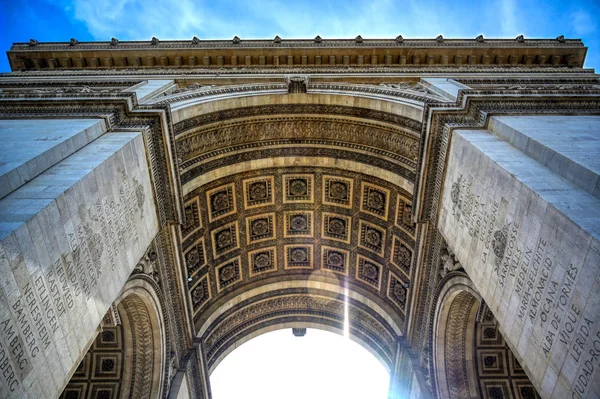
xmin=0 ymin=132 xmax=158 ymax=398
xmin=488 ymin=115 xmax=600 ymax=200
xmin=439 ymin=128 xmax=600 ymax=398
xmin=0 ymin=119 xmax=106 ymax=199
xmin=2 ymin=36 xmax=599 ymax=399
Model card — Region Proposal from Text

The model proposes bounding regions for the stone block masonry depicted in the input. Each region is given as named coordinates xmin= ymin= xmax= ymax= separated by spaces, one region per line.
xmin=0 ymin=131 xmax=158 ymax=398
xmin=0 ymin=119 xmax=106 ymax=200
xmin=438 ymin=127 xmax=600 ymax=398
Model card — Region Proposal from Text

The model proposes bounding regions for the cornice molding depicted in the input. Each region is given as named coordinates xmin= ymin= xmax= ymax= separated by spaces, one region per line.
xmin=11 ymin=37 xmax=585 ymax=51
xmin=6 ymin=37 xmax=588 ymax=71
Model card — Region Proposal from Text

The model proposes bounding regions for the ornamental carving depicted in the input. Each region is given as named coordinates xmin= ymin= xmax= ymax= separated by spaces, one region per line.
xmin=323 ymin=175 xmax=353 ymax=208
xmin=203 ymin=293 xmax=396 ymax=367
xmin=284 ymin=211 xmax=313 ymax=237
xmin=322 ymin=213 xmax=351 ymax=243
xmin=283 ymin=174 xmax=313 ymax=203
xmin=176 ymin=118 xmax=419 ymax=167
xmin=356 ymin=255 xmax=383 ymax=290
xmin=211 ymin=222 xmax=239 ymax=258
xmin=121 ymin=294 xmax=155 ymax=399
xmin=243 ymin=176 xmax=274 ymax=208
xmin=216 ymin=257 xmax=242 ymax=292
xmin=359 ymin=221 xmax=386 ymax=256
xmin=361 ymin=183 xmax=390 ymax=220
xmin=438 ymin=242 xmax=463 ymax=278
xmin=132 ymin=244 xmax=160 ymax=282
xmin=321 ymin=246 xmax=349 ymax=275
xmin=248 ymin=247 xmax=277 ymax=276
xmin=378 ymin=82 xmax=430 ymax=94
xmin=191 ymin=276 xmax=211 ymax=308
xmin=183 ymin=167 xmax=415 ymax=323
xmin=286 ymin=75 xmax=310 ymax=93
xmin=172 ymin=83 xmax=215 ymax=94
xmin=206 ymin=184 xmax=236 ymax=222
xmin=284 ymin=245 xmax=313 ymax=269
xmin=246 ymin=213 xmax=275 ymax=243
xmin=443 ymin=291 xmax=476 ymax=399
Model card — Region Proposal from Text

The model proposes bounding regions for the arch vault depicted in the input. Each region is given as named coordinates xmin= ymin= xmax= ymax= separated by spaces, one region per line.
xmin=0 ymin=37 xmax=599 ymax=399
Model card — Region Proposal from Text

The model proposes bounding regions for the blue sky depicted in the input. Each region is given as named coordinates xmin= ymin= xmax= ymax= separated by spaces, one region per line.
xmin=1 ymin=0 xmax=599 ymax=72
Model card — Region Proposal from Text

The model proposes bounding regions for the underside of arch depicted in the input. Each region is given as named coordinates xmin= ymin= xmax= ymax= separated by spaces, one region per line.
xmin=172 ymin=90 xmax=426 ymax=397
xmin=432 ymin=276 xmax=543 ymax=399
xmin=202 ymin=288 xmax=397 ymax=374
xmin=60 ymin=281 xmax=166 ymax=399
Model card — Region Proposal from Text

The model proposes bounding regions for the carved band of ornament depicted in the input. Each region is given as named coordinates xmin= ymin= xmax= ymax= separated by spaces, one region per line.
xmin=415 ymin=97 xmax=600 ymax=224
xmin=121 ymin=294 xmax=155 ymax=399
xmin=173 ymin=103 xmax=423 ymax=135
xmin=178 ymin=138 xmax=415 ymax=174
xmin=184 ymin=350 xmax=207 ymax=399
xmin=203 ymin=298 xmax=396 ymax=365
xmin=6 ymin=66 xmax=593 ymax=78
xmin=310 ymin=82 xmax=447 ymax=103
xmin=0 ymin=80 xmax=137 ymax=89
xmin=150 ymin=230 xmax=199 ymax=390
xmin=0 ymin=90 xmax=136 ymax=100
xmin=176 ymin=113 xmax=419 ymax=142
xmin=197 ymin=286 xmax=401 ymax=340
xmin=443 ymin=291 xmax=476 ymax=399
xmin=453 ymin=77 xmax=600 ymax=86
xmin=176 ymin=118 xmax=419 ymax=163
xmin=128 ymin=239 xmax=183 ymax=397
xmin=202 ymin=295 xmax=395 ymax=353
xmin=407 ymin=227 xmax=443 ymax=364
xmin=153 ymin=81 xmax=444 ymax=106
xmin=180 ymin=146 xmax=416 ymax=185
xmin=10 ymin=47 xmax=584 ymax=71
xmin=152 ymin=83 xmax=287 ymax=105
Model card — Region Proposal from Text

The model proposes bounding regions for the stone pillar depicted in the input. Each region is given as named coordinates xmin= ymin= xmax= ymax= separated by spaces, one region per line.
xmin=389 ymin=341 xmax=433 ymax=399
xmin=185 ymin=343 xmax=212 ymax=399
xmin=0 ymin=120 xmax=159 ymax=398
xmin=168 ymin=371 xmax=191 ymax=399
xmin=437 ymin=116 xmax=600 ymax=398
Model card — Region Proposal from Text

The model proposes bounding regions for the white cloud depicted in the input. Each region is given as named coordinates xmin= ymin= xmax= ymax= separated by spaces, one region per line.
xmin=68 ymin=0 xmax=239 ymax=40
xmin=571 ymin=10 xmax=597 ymax=36
xmin=64 ymin=0 xmax=439 ymax=42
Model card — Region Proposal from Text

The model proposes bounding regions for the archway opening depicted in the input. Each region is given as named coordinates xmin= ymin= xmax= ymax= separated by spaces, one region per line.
xmin=210 ymin=328 xmax=390 ymax=399
xmin=432 ymin=277 xmax=542 ymax=399
xmin=59 ymin=286 xmax=165 ymax=399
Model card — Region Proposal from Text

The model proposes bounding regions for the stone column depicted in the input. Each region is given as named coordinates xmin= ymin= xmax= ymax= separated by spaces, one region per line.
xmin=437 ymin=115 xmax=600 ymax=398
xmin=389 ymin=340 xmax=433 ymax=399
xmin=184 ymin=343 xmax=212 ymax=399
xmin=0 ymin=120 xmax=159 ymax=398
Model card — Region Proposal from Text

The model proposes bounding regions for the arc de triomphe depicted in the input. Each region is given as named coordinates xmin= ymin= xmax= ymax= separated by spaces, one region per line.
xmin=0 ymin=36 xmax=599 ymax=399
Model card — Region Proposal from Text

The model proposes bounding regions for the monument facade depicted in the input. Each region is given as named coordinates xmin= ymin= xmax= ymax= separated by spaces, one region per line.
xmin=0 ymin=35 xmax=598 ymax=398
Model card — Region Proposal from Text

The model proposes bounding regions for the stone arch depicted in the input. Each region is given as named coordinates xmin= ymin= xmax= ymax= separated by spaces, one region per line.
xmin=431 ymin=274 xmax=542 ymax=399
xmin=198 ymin=277 xmax=403 ymax=374
xmin=209 ymin=321 xmax=390 ymax=375
xmin=167 ymin=87 xmax=427 ymax=123
xmin=173 ymin=86 xmax=429 ymax=397
xmin=115 ymin=277 xmax=167 ymax=399
xmin=59 ymin=277 xmax=167 ymax=399
xmin=432 ymin=274 xmax=482 ymax=399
